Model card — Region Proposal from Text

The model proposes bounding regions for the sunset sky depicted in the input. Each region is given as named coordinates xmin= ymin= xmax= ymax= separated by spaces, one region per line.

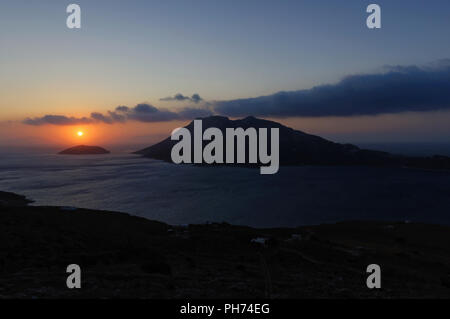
xmin=1 ymin=0 xmax=450 ymax=150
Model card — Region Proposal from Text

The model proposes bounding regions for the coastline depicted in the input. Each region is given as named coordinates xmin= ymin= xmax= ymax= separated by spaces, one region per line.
xmin=1 ymin=191 xmax=450 ymax=298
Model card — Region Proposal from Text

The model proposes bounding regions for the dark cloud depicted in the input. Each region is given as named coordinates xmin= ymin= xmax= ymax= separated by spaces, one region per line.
xmin=107 ymin=110 xmax=127 ymax=123
xmin=125 ymin=104 xmax=179 ymax=122
xmin=115 ymin=106 xmax=130 ymax=113
xmin=213 ymin=60 xmax=450 ymax=117
xmin=23 ymin=60 xmax=450 ymax=126
xmin=177 ymin=107 xmax=213 ymax=119
xmin=23 ymin=115 xmax=93 ymax=126
xmin=190 ymin=93 xmax=203 ymax=103
xmin=160 ymin=93 xmax=203 ymax=103
xmin=90 ymin=112 xmax=113 ymax=124
xmin=134 ymin=103 xmax=159 ymax=113
xmin=23 ymin=103 xmax=212 ymax=126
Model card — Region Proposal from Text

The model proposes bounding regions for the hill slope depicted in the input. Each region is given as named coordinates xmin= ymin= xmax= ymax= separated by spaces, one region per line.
xmin=135 ymin=116 xmax=450 ymax=169
xmin=1 ymin=191 xmax=450 ymax=298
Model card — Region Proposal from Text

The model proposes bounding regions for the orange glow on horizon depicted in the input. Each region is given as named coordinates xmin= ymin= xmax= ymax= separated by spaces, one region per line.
xmin=0 ymin=120 xmax=190 ymax=150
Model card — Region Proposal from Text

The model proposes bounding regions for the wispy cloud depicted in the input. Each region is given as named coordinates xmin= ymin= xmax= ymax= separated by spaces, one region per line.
xmin=23 ymin=115 xmax=94 ymax=126
xmin=23 ymin=104 xmax=212 ymax=126
xmin=160 ymin=93 xmax=203 ymax=103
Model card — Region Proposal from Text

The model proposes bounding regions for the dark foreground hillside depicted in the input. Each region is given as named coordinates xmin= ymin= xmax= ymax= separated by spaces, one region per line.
xmin=1 ymin=191 xmax=450 ymax=298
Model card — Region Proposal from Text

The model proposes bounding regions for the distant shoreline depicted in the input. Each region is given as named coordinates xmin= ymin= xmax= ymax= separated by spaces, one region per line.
xmin=2 ymin=141 xmax=450 ymax=157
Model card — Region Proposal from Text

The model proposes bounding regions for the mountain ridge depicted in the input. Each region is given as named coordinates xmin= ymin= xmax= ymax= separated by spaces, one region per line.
xmin=135 ymin=116 xmax=450 ymax=169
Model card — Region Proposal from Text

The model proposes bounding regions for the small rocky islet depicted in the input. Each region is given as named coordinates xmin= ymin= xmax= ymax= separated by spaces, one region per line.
xmin=58 ymin=145 xmax=110 ymax=155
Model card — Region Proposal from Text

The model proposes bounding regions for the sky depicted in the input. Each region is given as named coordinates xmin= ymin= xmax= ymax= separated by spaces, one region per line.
xmin=1 ymin=0 xmax=450 ymax=150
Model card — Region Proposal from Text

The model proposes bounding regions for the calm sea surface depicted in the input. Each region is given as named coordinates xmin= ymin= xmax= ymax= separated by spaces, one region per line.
xmin=1 ymin=152 xmax=450 ymax=227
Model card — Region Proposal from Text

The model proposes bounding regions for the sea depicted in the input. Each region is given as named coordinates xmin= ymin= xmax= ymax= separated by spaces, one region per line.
xmin=1 ymin=149 xmax=450 ymax=227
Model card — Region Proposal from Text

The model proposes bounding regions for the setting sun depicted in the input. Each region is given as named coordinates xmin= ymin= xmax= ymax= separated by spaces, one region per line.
xmin=77 ymin=131 xmax=83 ymax=137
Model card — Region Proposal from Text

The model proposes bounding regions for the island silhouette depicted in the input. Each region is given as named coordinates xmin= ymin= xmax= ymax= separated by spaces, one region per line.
xmin=136 ymin=116 xmax=450 ymax=170
xmin=59 ymin=145 xmax=110 ymax=155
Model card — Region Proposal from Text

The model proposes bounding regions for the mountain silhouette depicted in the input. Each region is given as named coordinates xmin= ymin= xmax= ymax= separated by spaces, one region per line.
xmin=59 ymin=145 xmax=110 ymax=155
xmin=135 ymin=116 xmax=450 ymax=169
